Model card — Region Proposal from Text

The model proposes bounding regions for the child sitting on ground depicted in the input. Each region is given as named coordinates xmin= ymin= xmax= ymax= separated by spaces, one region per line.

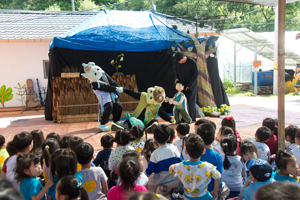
xmin=93 ymin=134 xmax=114 ymax=186
xmin=0 ymin=135 xmax=9 ymax=174
xmin=145 ymin=124 xmax=181 ymax=197
xmin=129 ymin=125 xmax=145 ymax=152
xmin=214 ymin=126 xmax=234 ymax=160
xmin=273 ymin=150 xmax=299 ymax=183
xmin=221 ymin=116 xmax=242 ymax=155
xmin=75 ymin=142 xmax=108 ymax=200
xmin=46 ymin=132 xmax=60 ymax=142
xmin=108 ymin=157 xmax=148 ymax=200
xmin=292 ymin=129 xmax=300 ymax=166
xmin=109 ymin=130 xmax=135 ymax=174
xmin=194 ymin=119 xmax=216 ymax=134
xmin=58 ymin=136 xmax=70 ymax=149
xmin=141 ymin=139 xmax=158 ymax=192
xmin=236 ymin=141 xmax=258 ymax=200
xmin=68 ymin=136 xmax=86 ymax=170
xmin=220 ymin=136 xmax=246 ymax=199
xmin=15 ymin=153 xmax=54 ymax=200
xmin=252 ymin=126 xmax=271 ymax=161
xmin=41 ymin=138 xmax=60 ymax=182
xmin=1 ymin=131 xmax=33 ymax=191
xmin=285 ymin=125 xmax=299 ymax=153
xmin=255 ymin=181 xmax=300 ymax=200
xmin=262 ymin=118 xmax=278 ymax=155
xmin=117 ymin=150 xmax=148 ymax=187
xmin=197 ymin=123 xmax=229 ymax=200
xmin=47 ymin=149 xmax=82 ymax=200
xmin=243 ymin=159 xmax=274 ymax=200
xmin=56 ymin=175 xmax=89 ymax=200
xmin=174 ymin=123 xmax=190 ymax=160
xmin=167 ymin=126 xmax=176 ymax=144
xmin=169 ymin=134 xmax=221 ymax=200
xmin=30 ymin=130 xmax=44 ymax=158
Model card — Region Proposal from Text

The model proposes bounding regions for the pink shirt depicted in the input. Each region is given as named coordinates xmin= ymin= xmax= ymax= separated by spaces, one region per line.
xmin=107 ymin=183 xmax=148 ymax=200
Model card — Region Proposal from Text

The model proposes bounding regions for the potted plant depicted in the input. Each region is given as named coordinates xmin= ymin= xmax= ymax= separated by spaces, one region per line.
xmin=110 ymin=53 xmax=124 ymax=76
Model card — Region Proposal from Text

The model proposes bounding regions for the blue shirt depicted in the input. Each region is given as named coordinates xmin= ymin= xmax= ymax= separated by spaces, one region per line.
xmin=93 ymin=149 xmax=112 ymax=177
xmin=20 ymin=177 xmax=45 ymax=200
xmin=200 ymin=148 xmax=223 ymax=191
xmin=272 ymin=170 xmax=298 ymax=183
xmin=47 ymin=173 xmax=83 ymax=200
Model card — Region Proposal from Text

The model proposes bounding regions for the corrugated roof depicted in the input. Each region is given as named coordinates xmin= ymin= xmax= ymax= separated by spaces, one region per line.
xmin=215 ymin=0 xmax=299 ymax=6
xmin=0 ymin=9 xmax=213 ymax=40
xmin=0 ymin=10 xmax=97 ymax=39
xmin=221 ymin=28 xmax=300 ymax=66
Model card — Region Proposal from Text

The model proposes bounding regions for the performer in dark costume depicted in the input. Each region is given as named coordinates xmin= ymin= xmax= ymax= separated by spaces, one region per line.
xmin=174 ymin=52 xmax=199 ymax=122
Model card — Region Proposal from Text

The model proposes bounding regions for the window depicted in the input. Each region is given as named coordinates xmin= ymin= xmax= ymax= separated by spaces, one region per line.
xmin=43 ymin=60 xmax=49 ymax=79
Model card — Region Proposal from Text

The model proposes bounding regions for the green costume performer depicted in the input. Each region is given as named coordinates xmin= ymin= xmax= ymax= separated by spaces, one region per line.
xmin=111 ymin=86 xmax=175 ymax=132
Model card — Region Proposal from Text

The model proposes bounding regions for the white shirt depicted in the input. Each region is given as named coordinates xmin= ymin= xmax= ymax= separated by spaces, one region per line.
xmin=174 ymin=139 xmax=190 ymax=160
xmin=129 ymin=141 xmax=145 ymax=152
xmin=222 ymin=155 xmax=246 ymax=192
xmin=253 ymin=141 xmax=270 ymax=161
xmin=3 ymin=155 xmax=19 ymax=191
xmin=77 ymin=167 xmax=108 ymax=200
xmin=212 ymin=141 xmax=225 ymax=160
xmin=292 ymin=148 xmax=300 ymax=166
xmin=117 ymin=172 xmax=148 ymax=186
xmin=287 ymin=143 xmax=299 ymax=153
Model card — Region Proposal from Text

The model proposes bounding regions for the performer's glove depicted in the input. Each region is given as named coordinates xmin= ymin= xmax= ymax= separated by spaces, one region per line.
xmin=90 ymin=82 xmax=100 ymax=89
xmin=170 ymin=119 xmax=176 ymax=124
xmin=116 ymin=87 xmax=123 ymax=93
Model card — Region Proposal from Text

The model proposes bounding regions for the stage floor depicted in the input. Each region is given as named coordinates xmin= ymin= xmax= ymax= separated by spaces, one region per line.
xmin=1 ymin=95 xmax=299 ymax=152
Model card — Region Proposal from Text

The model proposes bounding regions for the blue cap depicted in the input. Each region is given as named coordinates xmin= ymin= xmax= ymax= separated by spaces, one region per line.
xmin=248 ymin=159 xmax=273 ymax=182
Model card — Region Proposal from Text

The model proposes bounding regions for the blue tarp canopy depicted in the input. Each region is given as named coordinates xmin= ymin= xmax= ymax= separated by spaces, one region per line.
xmin=50 ymin=9 xmax=194 ymax=52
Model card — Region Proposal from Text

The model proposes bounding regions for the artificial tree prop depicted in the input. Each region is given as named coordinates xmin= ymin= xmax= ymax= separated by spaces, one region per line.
xmin=110 ymin=53 xmax=124 ymax=76
xmin=177 ymin=36 xmax=217 ymax=107
xmin=0 ymin=85 xmax=13 ymax=107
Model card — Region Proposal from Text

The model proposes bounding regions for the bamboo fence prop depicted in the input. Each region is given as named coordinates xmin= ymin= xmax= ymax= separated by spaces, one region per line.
xmin=53 ymin=74 xmax=139 ymax=123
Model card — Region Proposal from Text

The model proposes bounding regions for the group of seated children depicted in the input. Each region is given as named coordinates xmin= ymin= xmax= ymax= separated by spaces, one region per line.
xmin=1 ymin=116 xmax=300 ymax=200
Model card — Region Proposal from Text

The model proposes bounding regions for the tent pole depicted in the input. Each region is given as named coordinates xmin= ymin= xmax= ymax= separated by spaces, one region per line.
xmin=254 ymin=40 xmax=257 ymax=95
xmin=273 ymin=6 xmax=278 ymax=96
xmin=234 ymin=42 xmax=236 ymax=88
xmin=278 ymin=0 xmax=286 ymax=151
xmin=72 ymin=0 xmax=75 ymax=12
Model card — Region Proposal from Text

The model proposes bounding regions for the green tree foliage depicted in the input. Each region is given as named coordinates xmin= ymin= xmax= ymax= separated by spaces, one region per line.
xmin=1 ymin=0 xmax=299 ymax=32
xmin=45 ymin=3 xmax=61 ymax=11
xmin=78 ymin=0 xmax=100 ymax=11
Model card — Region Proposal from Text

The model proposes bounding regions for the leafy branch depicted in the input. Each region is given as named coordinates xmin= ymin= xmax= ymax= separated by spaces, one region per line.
xmin=14 ymin=83 xmax=26 ymax=106
xmin=110 ymin=53 xmax=124 ymax=73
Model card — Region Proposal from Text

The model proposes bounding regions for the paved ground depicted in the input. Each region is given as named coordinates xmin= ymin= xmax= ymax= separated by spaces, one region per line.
xmin=0 ymin=96 xmax=299 ymax=152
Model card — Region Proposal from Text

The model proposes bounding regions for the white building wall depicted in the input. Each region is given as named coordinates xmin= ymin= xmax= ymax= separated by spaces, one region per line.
xmin=0 ymin=39 xmax=52 ymax=107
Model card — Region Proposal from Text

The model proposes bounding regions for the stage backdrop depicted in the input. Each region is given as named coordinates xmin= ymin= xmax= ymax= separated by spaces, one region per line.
xmin=45 ymin=9 xmax=229 ymax=120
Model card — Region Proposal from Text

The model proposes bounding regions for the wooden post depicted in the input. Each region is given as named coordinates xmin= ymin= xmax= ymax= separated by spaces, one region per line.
xmin=278 ymin=0 xmax=286 ymax=151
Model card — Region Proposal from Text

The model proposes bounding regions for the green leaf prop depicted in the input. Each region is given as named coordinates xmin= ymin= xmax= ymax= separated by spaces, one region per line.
xmin=199 ymin=22 xmax=205 ymax=28
xmin=180 ymin=40 xmax=185 ymax=46
xmin=0 ymin=85 xmax=13 ymax=107
xmin=182 ymin=20 xmax=186 ymax=26
xmin=172 ymin=25 xmax=178 ymax=30
xmin=188 ymin=39 xmax=195 ymax=44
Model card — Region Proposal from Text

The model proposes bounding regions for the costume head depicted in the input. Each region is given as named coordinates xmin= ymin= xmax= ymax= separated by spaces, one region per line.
xmin=81 ymin=62 xmax=104 ymax=82
xmin=146 ymin=86 xmax=165 ymax=105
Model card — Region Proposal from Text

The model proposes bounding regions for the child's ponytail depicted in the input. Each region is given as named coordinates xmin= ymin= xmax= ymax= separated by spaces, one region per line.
xmin=275 ymin=150 xmax=294 ymax=170
xmin=57 ymin=175 xmax=88 ymax=200
xmin=41 ymin=138 xmax=60 ymax=168
xmin=130 ymin=125 xmax=144 ymax=141
xmin=221 ymin=135 xmax=237 ymax=170
xmin=141 ymin=139 xmax=158 ymax=162
xmin=119 ymin=157 xmax=140 ymax=191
